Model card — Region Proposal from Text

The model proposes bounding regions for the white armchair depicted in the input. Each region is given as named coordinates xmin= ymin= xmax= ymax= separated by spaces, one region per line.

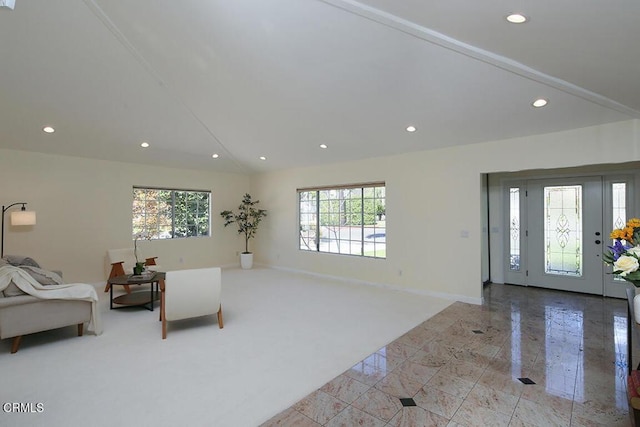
xmin=104 ymin=248 xmax=159 ymax=293
xmin=160 ymin=267 xmax=223 ymax=339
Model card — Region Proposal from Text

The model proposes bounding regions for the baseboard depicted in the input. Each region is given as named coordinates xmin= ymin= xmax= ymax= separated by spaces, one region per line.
xmin=219 ymin=262 xmax=241 ymax=270
xmin=263 ymin=263 xmax=483 ymax=305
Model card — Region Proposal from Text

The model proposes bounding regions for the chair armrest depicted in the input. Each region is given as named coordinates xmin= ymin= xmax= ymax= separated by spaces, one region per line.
xmin=108 ymin=261 xmax=126 ymax=278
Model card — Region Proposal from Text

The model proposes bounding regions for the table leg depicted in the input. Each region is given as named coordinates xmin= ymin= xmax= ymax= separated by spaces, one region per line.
xmin=149 ymin=282 xmax=154 ymax=311
xmin=110 ymin=283 xmax=113 ymax=310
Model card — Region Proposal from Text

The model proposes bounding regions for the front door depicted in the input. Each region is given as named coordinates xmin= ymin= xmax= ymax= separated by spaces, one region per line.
xmin=527 ymin=177 xmax=604 ymax=295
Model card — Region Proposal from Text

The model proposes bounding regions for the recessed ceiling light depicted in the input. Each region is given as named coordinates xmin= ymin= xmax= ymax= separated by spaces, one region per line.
xmin=532 ymin=98 xmax=548 ymax=108
xmin=506 ymin=13 xmax=528 ymax=24
xmin=43 ymin=126 xmax=55 ymax=133
xmin=406 ymin=126 xmax=417 ymax=133
xmin=319 ymin=144 xmax=328 ymax=149
xmin=140 ymin=142 xmax=150 ymax=148
xmin=259 ymin=156 xmax=267 ymax=161
xmin=212 ymin=153 xmax=219 ymax=159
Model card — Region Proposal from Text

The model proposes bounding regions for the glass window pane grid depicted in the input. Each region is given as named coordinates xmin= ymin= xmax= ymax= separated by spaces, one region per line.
xmin=133 ymin=187 xmax=210 ymax=240
xmin=299 ymin=185 xmax=385 ymax=258
xmin=299 ymin=191 xmax=317 ymax=251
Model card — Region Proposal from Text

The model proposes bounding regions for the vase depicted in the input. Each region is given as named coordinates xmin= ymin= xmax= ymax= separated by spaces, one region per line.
xmin=240 ymin=253 xmax=253 ymax=270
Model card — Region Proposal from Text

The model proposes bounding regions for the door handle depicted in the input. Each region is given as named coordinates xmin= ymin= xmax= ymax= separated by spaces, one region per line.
xmin=595 ymin=240 xmax=601 ymax=245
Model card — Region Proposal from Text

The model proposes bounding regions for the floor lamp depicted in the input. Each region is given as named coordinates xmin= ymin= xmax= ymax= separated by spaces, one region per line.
xmin=1 ymin=202 xmax=37 ymax=258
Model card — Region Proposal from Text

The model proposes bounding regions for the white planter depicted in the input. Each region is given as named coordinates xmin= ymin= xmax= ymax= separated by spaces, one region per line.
xmin=634 ymin=293 xmax=640 ymax=324
xmin=240 ymin=253 xmax=254 ymax=270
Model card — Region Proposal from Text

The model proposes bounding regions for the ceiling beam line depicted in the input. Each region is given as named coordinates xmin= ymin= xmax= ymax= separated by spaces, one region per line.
xmin=81 ymin=0 xmax=249 ymax=172
xmin=319 ymin=0 xmax=640 ymax=119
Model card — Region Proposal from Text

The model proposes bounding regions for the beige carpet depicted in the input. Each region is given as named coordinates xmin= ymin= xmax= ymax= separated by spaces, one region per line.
xmin=0 ymin=267 xmax=452 ymax=427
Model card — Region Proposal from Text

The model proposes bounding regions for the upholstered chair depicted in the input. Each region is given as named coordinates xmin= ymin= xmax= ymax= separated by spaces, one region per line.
xmin=160 ymin=267 xmax=223 ymax=339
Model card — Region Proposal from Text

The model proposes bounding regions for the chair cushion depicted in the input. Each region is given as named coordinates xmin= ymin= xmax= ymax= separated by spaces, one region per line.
xmin=107 ymin=248 xmax=137 ymax=275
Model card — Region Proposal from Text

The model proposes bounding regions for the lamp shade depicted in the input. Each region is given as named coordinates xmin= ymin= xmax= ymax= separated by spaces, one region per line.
xmin=11 ymin=210 xmax=36 ymax=226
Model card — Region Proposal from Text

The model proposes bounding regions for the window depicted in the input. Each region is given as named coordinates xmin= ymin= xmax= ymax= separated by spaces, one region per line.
xmin=612 ymin=182 xmax=626 ymax=231
xmin=509 ymin=187 xmax=520 ymax=271
xmin=132 ymin=187 xmax=210 ymax=239
xmin=298 ymin=183 xmax=385 ymax=258
xmin=612 ymin=182 xmax=626 ymax=282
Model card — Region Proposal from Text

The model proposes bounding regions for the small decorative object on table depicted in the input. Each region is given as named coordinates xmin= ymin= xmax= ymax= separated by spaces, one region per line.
xmin=604 ymin=218 xmax=640 ymax=323
xmin=133 ymin=233 xmax=148 ymax=275
xmin=133 ymin=262 xmax=145 ymax=275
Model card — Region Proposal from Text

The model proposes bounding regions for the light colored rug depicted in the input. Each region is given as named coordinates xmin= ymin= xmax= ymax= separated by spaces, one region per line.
xmin=0 ymin=267 xmax=452 ymax=427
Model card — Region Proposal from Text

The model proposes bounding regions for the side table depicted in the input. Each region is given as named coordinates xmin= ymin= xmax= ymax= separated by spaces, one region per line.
xmin=108 ymin=272 xmax=165 ymax=311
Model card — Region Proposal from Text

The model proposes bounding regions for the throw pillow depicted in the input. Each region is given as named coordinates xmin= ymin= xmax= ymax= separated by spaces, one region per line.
xmin=3 ymin=255 xmax=40 ymax=268
xmin=3 ymin=281 xmax=26 ymax=297
xmin=19 ymin=266 xmax=64 ymax=286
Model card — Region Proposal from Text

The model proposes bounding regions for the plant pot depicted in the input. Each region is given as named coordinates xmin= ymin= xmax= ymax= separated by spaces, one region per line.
xmin=240 ymin=253 xmax=253 ymax=270
xmin=635 ymin=291 xmax=640 ymax=324
xmin=133 ymin=262 xmax=145 ymax=275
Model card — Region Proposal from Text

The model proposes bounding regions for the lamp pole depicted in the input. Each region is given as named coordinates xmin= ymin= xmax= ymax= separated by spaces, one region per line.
xmin=1 ymin=202 xmax=28 ymax=259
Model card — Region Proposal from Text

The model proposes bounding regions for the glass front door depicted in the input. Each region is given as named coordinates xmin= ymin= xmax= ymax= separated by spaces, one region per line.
xmin=527 ymin=177 xmax=603 ymax=295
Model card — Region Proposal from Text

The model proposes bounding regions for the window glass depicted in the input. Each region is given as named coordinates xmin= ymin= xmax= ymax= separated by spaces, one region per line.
xmin=298 ymin=184 xmax=385 ymax=258
xmin=133 ymin=187 xmax=211 ymax=239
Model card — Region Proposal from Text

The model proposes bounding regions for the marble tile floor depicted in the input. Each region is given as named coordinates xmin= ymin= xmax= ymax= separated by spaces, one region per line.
xmin=262 ymin=283 xmax=631 ymax=426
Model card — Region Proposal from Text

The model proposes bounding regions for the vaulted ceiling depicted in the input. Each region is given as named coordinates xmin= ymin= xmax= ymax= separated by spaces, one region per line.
xmin=0 ymin=0 xmax=638 ymax=174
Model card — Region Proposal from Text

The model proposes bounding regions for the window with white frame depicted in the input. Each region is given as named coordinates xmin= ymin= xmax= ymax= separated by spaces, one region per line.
xmin=132 ymin=187 xmax=210 ymax=239
xmin=298 ymin=183 xmax=386 ymax=258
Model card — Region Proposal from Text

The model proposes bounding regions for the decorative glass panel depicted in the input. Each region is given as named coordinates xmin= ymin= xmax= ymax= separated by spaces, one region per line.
xmin=544 ymin=185 xmax=582 ymax=276
xmin=612 ymin=182 xmax=626 ymax=231
xmin=509 ymin=187 xmax=520 ymax=271
xmin=612 ymin=183 xmax=626 ymax=281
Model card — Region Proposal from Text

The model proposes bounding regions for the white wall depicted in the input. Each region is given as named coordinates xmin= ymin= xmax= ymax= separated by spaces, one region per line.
xmin=0 ymin=149 xmax=249 ymax=283
xmin=2 ymin=119 xmax=638 ymax=297
xmin=251 ymin=119 xmax=639 ymax=302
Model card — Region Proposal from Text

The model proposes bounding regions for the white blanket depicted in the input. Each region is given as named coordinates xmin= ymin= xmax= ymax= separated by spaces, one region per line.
xmin=0 ymin=265 xmax=102 ymax=335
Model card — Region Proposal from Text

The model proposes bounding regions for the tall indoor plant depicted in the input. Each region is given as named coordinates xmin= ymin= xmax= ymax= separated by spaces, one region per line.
xmin=220 ymin=193 xmax=267 ymax=269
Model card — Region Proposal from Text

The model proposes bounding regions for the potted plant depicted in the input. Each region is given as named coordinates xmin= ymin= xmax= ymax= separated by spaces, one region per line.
xmin=133 ymin=233 xmax=147 ymax=275
xmin=220 ymin=193 xmax=267 ymax=269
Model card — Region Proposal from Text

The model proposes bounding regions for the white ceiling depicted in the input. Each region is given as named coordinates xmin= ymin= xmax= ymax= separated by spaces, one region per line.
xmin=0 ymin=0 xmax=638 ymax=174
